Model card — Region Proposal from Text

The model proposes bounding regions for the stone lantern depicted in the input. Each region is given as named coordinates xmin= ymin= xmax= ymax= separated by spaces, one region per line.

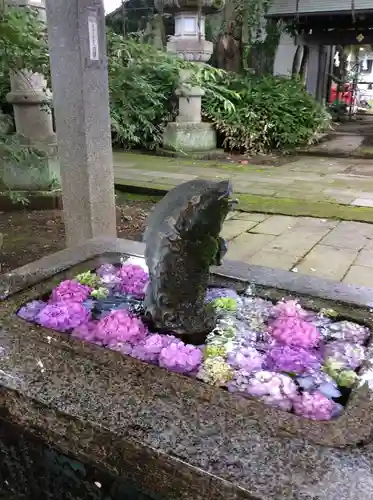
xmin=6 ymin=0 xmax=55 ymax=147
xmin=161 ymin=0 xmax=223 ymax=152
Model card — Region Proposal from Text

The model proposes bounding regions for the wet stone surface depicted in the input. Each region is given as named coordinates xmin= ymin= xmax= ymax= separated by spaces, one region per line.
xmin=2 ymin=239 xmax=373 ymax=499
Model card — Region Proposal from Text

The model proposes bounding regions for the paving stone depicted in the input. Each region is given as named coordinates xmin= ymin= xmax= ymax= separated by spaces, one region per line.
xmin=226 ymin=233 xmax=275 ymax=260
xmin=221 ymin=220 xmax=260 ymax=240
xmin=351 ymin=198 xmax=373 ymax=207
xmin=259 ymin=229 xmax=326 ymax=257
xmin=248 ymin=250 xmax=299 ymax=270
xmin=320 ymin=223 xmax=370 ymax=250
xmin=292 ymin=217 xmax=337 ymax=232
xmin=343 ymin=265 xmax=373 ymax=287
xmin=296 ymin=245 xmax=358 ymax=281
xmin=354 ymin=249 xmax=373 ymax=268
xmin=323 ymin=188 xmax=362 ymax=198
xmin=231 ymin=212 xmax=268 ymax=222
xmin=250 ymin=215 xmax=297 ymax=236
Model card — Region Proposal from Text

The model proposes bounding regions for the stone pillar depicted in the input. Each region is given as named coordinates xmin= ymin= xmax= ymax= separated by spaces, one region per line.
xmin=45 ymin=0 xmax=117 ymax=246
xmin=6 ymin=0 xmax=55 ymax=145
xmin=162 ymin=4 xmax=219 ymax=152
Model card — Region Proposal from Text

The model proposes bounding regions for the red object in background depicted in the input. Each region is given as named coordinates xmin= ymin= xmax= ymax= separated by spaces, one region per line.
xmin=329 ymin=83 xmax=354 ymax=105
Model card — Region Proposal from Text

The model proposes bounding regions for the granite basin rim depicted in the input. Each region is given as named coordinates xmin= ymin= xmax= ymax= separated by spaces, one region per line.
xmin=2 ymin=238 xmax=373 ymax=449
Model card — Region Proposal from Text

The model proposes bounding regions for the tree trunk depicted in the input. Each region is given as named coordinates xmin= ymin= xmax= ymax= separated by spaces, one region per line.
xmin=292 ymin=45 xmax=302 ymax=76
xmin=299 ymin=45 xmax=309 ymax=79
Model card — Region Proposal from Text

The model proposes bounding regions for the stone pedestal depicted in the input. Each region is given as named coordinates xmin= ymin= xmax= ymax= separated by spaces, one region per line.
xmin=7 ymin=71 xmax=55 ymax=145
xmin=162 ymin=8 xmax=217 ymax=152
xmin=45 ymin=0 xmax=117 ymax=246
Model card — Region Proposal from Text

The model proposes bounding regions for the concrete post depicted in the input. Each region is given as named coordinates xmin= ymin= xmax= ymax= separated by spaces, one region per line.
xmin=6 ymin=0 xmax=55 ymax=145
xmin=45 ymin=0 xmax=117 ymax=246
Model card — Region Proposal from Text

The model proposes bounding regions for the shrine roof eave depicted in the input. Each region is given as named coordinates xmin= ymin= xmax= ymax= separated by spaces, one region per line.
xmin=266 ymin=9 xmax=373 ymax=20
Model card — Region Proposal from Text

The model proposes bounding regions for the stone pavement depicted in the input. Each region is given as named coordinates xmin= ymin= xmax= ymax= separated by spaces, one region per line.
xmin=113 ymin=152 xmax=373 ymax=210
xmin=223 ymin=211 xmax=373 ymax=286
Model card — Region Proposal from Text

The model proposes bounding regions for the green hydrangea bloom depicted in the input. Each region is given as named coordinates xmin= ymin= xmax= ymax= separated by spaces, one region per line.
xmin=204 ymin=345 xmax=227 ymax=359
xmin=91 ymin=287 xmax=109 ymax=299
xmin=213 ymin=297 xmax=237 ymax=312
xmin=75 ymin=271 xmax=99 ymax=287
xmin=198 ymin=357 xmax=233 ymax=386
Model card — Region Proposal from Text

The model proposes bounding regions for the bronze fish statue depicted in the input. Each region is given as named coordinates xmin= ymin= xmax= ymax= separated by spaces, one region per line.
xmin=143 ymin=178 xmax=236 ymax=344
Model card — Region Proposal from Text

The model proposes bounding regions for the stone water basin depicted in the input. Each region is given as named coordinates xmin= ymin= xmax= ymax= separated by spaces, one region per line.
xmin=2 ymin=238 xmax=373 ymax=500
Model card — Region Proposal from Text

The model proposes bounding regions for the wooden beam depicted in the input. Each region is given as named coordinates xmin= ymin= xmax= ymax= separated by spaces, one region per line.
xmin=297 ymin=30 xmax=373 ymax=46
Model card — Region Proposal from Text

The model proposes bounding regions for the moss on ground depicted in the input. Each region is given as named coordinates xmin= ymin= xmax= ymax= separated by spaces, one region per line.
xmin=115 ymin=180 xmax=373 ymax=223
xmin=113 ymin=151 xmax=271 ymax=173
xmin=235 ymin=194 xmax=373 ymax=222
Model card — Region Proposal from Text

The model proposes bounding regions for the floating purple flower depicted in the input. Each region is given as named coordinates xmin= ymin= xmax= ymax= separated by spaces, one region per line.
xmin=117 ymin=264 xmax=149 ymax=298
xmin=228 ymin=370 xmax=298 ymax=411
xmin=324 ymin=341 xmax=366 ymax=370
xmin=265 ymin=345 xmax=321 ymax=375
xmin=18 ymin=300 xmax=46 ymax=322
xmin=95 ymin=310 xmax=148 ymax=345
xmin=131 ymin=334 xmax=177 ymax=363
xmin=205 ymin=288 xmax=239 ymax=303
xmin=270 ymin=300 xmax=307 ymax=319
xmin=293 ymin=391 xmax=334 ymax=421
xmin=159 ymin=341 xmax=203 ymax=374
xmin=236 ymin=297 xmax=273 ymax=321
xmin=99 ymin=272 xmax=121 ymax=291
xmin=324 ymin=321 xmax=370 ymax=345
xmin=227 ymin=346 xmax=264 ymax=373
xmin=96 ymin=263 xmax=117 ymax=277
xmin=71 ymin=321 xmax=99 ymax=343
xmin=296 ymin=371 xmax=341 ymax=399
xmin=269 ymin=316 xmax=320 ymax=349
xmin=36 ymin=302 xmax=91 ymax=332
xmin=50 ymin=280 xmax=91 ymax=304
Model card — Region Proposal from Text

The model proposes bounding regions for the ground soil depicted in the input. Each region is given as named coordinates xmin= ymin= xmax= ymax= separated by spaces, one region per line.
xmin=0 ymin=199 xmax=154 ymax=272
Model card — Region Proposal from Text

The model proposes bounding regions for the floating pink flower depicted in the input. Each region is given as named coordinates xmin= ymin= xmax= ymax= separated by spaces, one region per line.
xmin=265 ymin=345 xmax=321 ymax=375
xmin=50 ymin=279 xmax=91 ymax=304
xmin=270 ymin=300 xmax=307 ymax=319
xmin=71 ymin=321 xmax=99 ymax=343
xmin=106 ymin=340 xmax=134 ymax=356
xmin=36 ymin=302 xmax=91 ymax=332
xmin=269 ymin=316 xmax=320 ymax=348
xmin=159 ymin=341 xmax=203 ymax=374
xmin=228 ymin=370 xmax=298 ymax=411
xmin=117 ymin=264 xmax=149 ymax=298
xmin=293 ymin=391 xmax=334 ymax=420
xmin=131 ymin=334 xmax=177 ymax=363
xmin=95 ymin=310 xmax=147 ymax=345
xmin=18 ymin=300 xmax=46 ymax=322
xmin=324 ymin=341 xmax=366 ymax=370
xmin=227 ymin=346 xmax=264 ymax=373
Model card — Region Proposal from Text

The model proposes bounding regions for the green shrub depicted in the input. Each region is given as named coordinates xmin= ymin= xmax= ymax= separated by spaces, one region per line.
xmin=201 ymin=73 xmax=330 ymax=153
xmin=108 ymin=36 xmax=329 ymax=153
xmin=108 ymin=34 xmax=179 ymax=149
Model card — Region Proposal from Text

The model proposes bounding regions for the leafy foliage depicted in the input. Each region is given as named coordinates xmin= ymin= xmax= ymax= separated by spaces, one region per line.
xmin=0 ymin=5 xmax=49 ymax=78
xmin=201 ymin=72 xmax=330 ymax=152
xmin=108 ymin=33 xmax=180 ymax=149
xmin=108 ymin=35 xmax=329 ymax=153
